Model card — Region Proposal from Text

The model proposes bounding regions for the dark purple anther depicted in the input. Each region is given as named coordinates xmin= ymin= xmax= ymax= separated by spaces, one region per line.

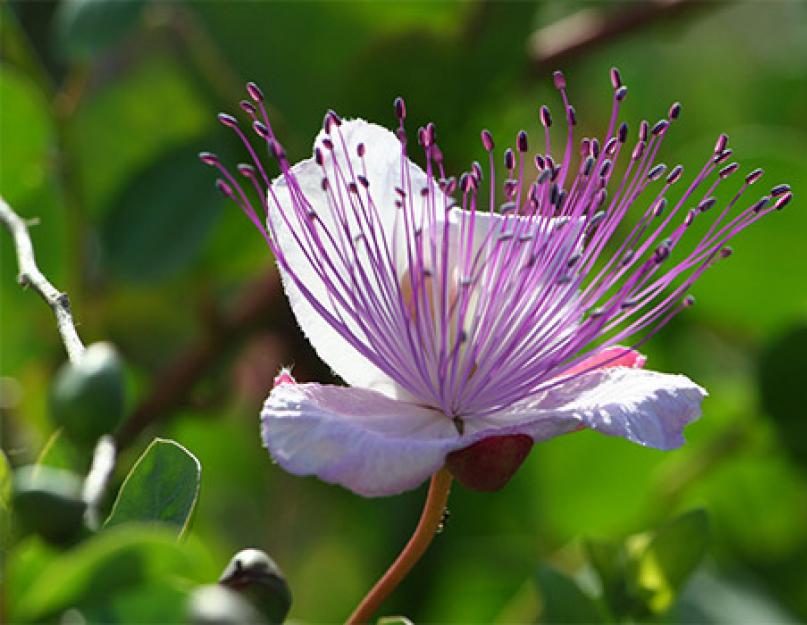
xmin=534 ymin=154 xmax=545 ymax=170
xmin=236 ymin=163 xmax=256 ymax=177
xmin=396 ymin=128 xmax=408 ymax=145
xmin=444 ymin=177 xmax=457 ymax=194
xmin=648 ymin=163 xmax=667 ymax=181
xmin=540 ymin=105 xmax=552 ymax=128
xmin=348 ymin=182 xmax=359 ymax=194
xmin=594 ymin=188 xmax=607 ymax=210
xmin=604 ymin=137 xmax=618 ymax=156
xmin=615 ymin=86 xmax=628 ymax=102
xmin=632 ymin=141 xmax=646 ymax=161
xmin=714 ymin=133 xmax=729 ymax=154
xmin=253 ymin=120 xmax=269 ymax=139
xmin=713 ymin=149 xmax=732 ymax=165
xmin=394 ymin=96 xmax=406 ymax=121
xmin=698 ymin=197 xmax=717 ymax=212
xmin=198 ymin=152 xmax=219 ymax=166
xmin=651 ymin=120 xmax=669 ymax=136
xmin=668 ymin=102 xmax=682 ymax=120
xmin=549 ymin=183 xmax=560 ymax=206
xmin=321 ymin=177 xmax=329 ymax=191
xmin=471 ymin=161 xmax=483 ymax=181
xmin=537 ymin=168 xmax=551 ymax=185
xmin=719 ymin=162 xmax=739 ymax=179
xmin=246 ymin=82 xmax=264 ymax=102
xmin=240 ymin=100 xmax=257 ymax=115
xmin=328 ymin=110 xmax=343 ymax=127
xmin=356 ymin=143 xmax=366 ymax=158
xmin=653 ymin=197 xmax=668 ymax=217
xmin=323 ymin=112 xmax=334 ymax=134
xmin=752 ymin=196 xmax=771 ymax=213
xmin=683 ymin=295 xmax=696 ymax=307
xmin=504 ymin=148 xmax=515 ymax=171
xmin=583 ymin=156 xmax=595 ymax=176
xmin=590 ymin=139 xmax=600 ymax=158
xmin=655 ymin=243 xmax=671 ymax=263
xmin=417 ymin=126 xmax=427 ymax=147
xmin=517 ymin=130 xmax=529 ymax=153
xmin=745 ymin=168 xmax=764 ymax=184
xmin=426 ymin=122 xmax=437 ymax=147
xmin=720 ymin=246 xmax=734 ymax=258
xmin=218 ymin=113 xmax=238 ymax=128
xmin=481 ymin=129 xmax=495 ymax=151
xmin=599 ymin=159 xmax=612 ymax=177
xmin=774 ymin=192 xmax=793 ymax=210
xmin=771 ymin=184 xmax=791 ymax=197
xmin=215 ymin=178 xmax=233 ymax=198
xmin=618 ymin=122 xmax=629 ymax=143
xmin=315 ymin=147 xmax=324 ymax=166
xmin=667 ymin=165 xmax=684 ymax=184
xmin=610 ymin=67 xmax=622 ymax=89
xmin=553 ymin=70 xmax=566 ymax=89
xmin=685 ymin=209 xmax=697 ymax=227
xmin=567 ymin=105 xmax=577 ymax=126
xmin=639 ymin=121 xmax=649 ymax=142
xmin=459 ymin=172 xmax=471 ymax=194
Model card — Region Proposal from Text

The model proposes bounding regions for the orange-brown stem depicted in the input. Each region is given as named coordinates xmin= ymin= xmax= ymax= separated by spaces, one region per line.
xmin=346 ymin=467 xmax=453 ymax=624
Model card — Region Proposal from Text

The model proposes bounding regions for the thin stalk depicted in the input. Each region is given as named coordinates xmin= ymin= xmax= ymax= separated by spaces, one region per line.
xmin=346 ymin=467 xmax=453 ymax=624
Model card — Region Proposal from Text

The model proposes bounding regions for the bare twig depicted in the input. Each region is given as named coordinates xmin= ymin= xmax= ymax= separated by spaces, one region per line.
xmin=528 ymin=0 xmax=708 ymax=70
xmin=0 ymin=196 xmax=85 ymax=363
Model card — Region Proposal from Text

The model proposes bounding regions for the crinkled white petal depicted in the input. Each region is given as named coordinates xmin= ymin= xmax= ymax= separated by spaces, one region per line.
xmin=268 ymin=119 xmax=446 ymax=399
xmin=261 ymin=382 xmax=461 ymax=497
xmin=469 ymin=366 xmax=705 ymax=450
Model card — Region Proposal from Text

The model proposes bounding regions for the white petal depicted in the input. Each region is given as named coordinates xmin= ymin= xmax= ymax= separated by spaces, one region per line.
xmin=268 ymin=119 xmax=445 ymax=398
xmin=261 ymin=382 xmax=461 ymax=497
xmin=470 ymin=367 xmax=705 ymax=450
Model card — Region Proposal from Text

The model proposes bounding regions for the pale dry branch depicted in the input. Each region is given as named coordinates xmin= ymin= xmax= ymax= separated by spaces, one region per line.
xmin=0 ymin=196 xmax=85 ymax=363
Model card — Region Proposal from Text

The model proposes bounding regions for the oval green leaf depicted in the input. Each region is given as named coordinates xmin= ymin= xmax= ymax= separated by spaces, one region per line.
xmin=104 ymin=438 xmax=201 ymax=537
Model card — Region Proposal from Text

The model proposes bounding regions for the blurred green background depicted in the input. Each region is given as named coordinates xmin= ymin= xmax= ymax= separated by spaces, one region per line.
xmin=2 ymin=1 xmax=807 ymax=623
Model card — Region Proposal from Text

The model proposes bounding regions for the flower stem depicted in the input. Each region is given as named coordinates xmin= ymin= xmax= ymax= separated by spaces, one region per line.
xmin=346 ymin=467 xmax=453 ymax=624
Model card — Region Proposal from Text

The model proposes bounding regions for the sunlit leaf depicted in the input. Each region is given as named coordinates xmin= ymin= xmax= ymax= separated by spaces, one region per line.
xmin=629 ymin=509 xmax=709 ymax=614
xmin=104 ymin=438 xmax=201 ymax=536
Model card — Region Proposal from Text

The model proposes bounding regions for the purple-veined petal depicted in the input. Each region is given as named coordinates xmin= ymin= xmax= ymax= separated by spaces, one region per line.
xmin=261 ymin=382 xmax=460 ymax=497
xmin=267 ymin=120 xmax=447 ymax=400
xmin=469 ymin=366 xmax=705 ymax=450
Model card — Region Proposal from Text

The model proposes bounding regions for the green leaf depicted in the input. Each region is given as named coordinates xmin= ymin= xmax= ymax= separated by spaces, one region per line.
xmin=584 ymin=538 xmax=631 ymax=619
xmin=0 ymin=449 xmax=10 ymax=510
xmin=101 ymin=141 xmax=225 ymax=283
xmin=630 ymin=509 xmax=710 ymax=614
xmin=377 ymin=617 xmax=414 ymax=625
xmin=54 ymin=0 xmax=145 ymax=61
xmin=12 ymin=524 xmax=215 ymax=622
xmin=535 ymin=565 xmax=604 ymax=624
xmin=104 ymin=438 xmax=201 ymax=536
xmin=50 ymin=342 xmax=126 ymax=451
xmin=12 ymin=465 xmax=87 ymax=545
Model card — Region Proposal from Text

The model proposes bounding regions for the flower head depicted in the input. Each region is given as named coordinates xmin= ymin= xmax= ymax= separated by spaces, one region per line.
xmin=202 ymin=70 xmax=791 ymax=497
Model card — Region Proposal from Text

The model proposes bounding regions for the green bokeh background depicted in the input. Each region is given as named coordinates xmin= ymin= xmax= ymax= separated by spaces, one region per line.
xmin=2 ymin=1 xmax=806 ymax=622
